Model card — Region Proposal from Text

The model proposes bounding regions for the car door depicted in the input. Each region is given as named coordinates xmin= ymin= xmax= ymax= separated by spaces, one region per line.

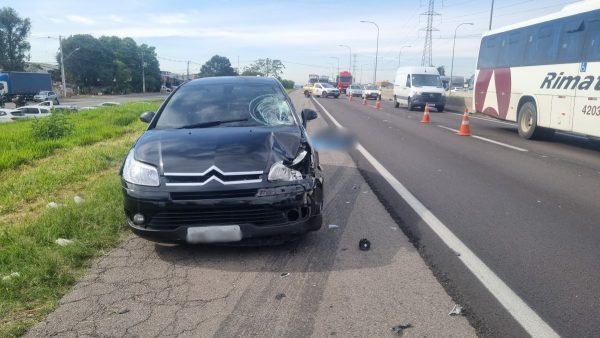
xmin=314 ymin=84 xmax=322 ymax=95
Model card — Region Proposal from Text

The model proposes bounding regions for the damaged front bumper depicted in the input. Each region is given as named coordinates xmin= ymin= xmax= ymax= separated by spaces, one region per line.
xmin=122 ymin=178 xmax=323 ymax=244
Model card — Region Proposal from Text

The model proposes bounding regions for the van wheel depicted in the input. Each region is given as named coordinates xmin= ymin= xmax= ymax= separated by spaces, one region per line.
xmin=394 ymin=96 xmax=400 ymax=108
xmin=517 ymin=101 xmax=554 ymax=140
xmin=437 ymin=105 xmax=444 ymax=112
xmin=407 ymin=98 xmax=414 ymax=111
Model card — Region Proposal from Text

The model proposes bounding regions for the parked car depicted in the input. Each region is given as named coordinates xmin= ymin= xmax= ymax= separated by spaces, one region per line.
xmin=36 ymin=100 xmax=78 ymax=112
xmin=312 ymin=82 xmax=339 ymax=98
xmin=0 ymin=109 xmax=20 ymax=123
xmin=99 ymin=101 xmax=120 ymax=107
xmin=346 ymin=84 xmax=364 ymax=97
xmin=33 ymin=91 xmax=59 ymax=103
xmin=13 ymin=106 xmax=51 ymax=120
xmin=121 ymin=76 xmax=324 ymax=244
xmin=362 ymin=85 xmax=381 ymax=100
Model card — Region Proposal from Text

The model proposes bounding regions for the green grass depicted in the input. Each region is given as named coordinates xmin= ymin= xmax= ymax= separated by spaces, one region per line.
xmin=0 ymin=101 xmax=160 ymax=337
xmin=0 ymin=102 xmax=159 ymax=171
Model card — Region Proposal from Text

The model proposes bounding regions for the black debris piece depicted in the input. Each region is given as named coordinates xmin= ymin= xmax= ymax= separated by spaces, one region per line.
xmin=391 ymin=324 xmax=412 ymax=336
xmin=359 ymin=238 xmax=371 ymax=251
xmin=275 ymin=293 xmax=286 ymax=300
xmin=280 ymin=272 xmax=290 ymax=278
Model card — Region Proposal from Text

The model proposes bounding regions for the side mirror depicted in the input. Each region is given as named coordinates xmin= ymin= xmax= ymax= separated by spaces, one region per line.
xmin=140 ymin=111 xmax=155 ymax=123
xmin=302 ymin=108 xmax=318 ymax=121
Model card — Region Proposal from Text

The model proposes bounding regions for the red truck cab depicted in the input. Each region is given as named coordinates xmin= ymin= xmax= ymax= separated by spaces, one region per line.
xmin=335 ymin=71 xmax=352 ymax=94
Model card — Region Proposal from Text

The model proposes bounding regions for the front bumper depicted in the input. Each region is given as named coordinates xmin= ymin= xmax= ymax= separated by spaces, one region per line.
xmin=411 ymin=94 xmax=446 ymax=106
xmin=122 ymin=179 xmax=323 ymax=244
xmin=363 ymin=92 xmax=380 ymax=99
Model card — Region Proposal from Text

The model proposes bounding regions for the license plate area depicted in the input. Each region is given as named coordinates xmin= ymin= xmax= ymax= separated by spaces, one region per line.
xmin=186 ymin=225 xmax=242 ymax=243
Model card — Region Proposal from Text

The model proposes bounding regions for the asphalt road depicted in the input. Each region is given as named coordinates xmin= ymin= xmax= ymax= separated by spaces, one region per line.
xmin=24 ymin=91 xmax=474 ymax=337
xmin=311 ymin=94 xmax=600 ymax=337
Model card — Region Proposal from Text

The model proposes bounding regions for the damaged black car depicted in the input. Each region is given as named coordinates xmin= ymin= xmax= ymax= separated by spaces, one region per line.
xmin=120 ymin=76 xmax=323 ymax=244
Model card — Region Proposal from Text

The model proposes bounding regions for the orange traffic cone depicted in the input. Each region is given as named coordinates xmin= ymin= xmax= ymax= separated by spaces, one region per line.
xmin=420 ymin=104 xmax=431 ymax=123
xmin=348 ymin=93 xmax=353 ymax=101
xmin=457 ymin=108 xmax=471 ymax=136
xmin=362 ymin=97 xmax=367 ymax=105
xmin=375 ymin=97 xmax=381 ymax=109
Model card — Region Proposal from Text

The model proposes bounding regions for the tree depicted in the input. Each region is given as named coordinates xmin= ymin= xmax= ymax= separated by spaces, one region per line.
xmin=198 ymin=55 xmax=236 ymax=78
xmin=0 ymin=7 xmax=31 ymax=71
xmin=243 ymin=58 xmax=285 ymax=79
xmin=280 ymin=79 xmax=295 ymax=89
xmin=436 ymin=65 xmax=445 ymax=76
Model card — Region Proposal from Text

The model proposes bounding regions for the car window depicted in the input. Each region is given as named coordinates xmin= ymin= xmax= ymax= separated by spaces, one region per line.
xmin=23 ymin=108 xmax=39 ymax=115
xmin=321 ymin=83 xmax=334 ymax=88
xmin=0 ymin=111 xmax=5 ymax=116
xmin=155 ymin=81 xmax=296 ymax=129
xmin=411 ymin=74 xmax=443 ymax=87
xmin=365 ymin=85 xmax=378 ymax=90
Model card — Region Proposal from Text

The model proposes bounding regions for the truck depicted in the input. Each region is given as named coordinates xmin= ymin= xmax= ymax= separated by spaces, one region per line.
xmin=308 ymin=74 xmax=319 ymax=84
xmin=335 ymin=71 xmax=352 ymax=94
xmin=0 ymin=72 xmax=53 ymax=101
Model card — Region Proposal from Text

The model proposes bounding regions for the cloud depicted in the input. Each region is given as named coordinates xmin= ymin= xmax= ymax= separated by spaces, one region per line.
xmin=152 ymin=13 xmax=189 ymax=25
xmin=49 ymin=18 xmax=64 ymax=24
xmin=66 ymin=15 xmax=96 ymax=25
xmin=107 ymin=15 xmax=127 ymax=24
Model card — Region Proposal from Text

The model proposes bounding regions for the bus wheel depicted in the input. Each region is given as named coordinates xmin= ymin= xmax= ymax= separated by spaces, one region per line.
xmin=518 ymin=102 xmax=554 ymax=140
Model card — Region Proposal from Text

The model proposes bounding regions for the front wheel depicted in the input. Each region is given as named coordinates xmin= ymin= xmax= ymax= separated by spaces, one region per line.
xmin=334 ymin=95 xmax=339 ymax=99
xmin=321 ymin=91 xmax=327 ymax=98
xmin=436 ymin=105 xmax=444 ymax=112
xmin=407 ymin=98 xmax=414 ymax=111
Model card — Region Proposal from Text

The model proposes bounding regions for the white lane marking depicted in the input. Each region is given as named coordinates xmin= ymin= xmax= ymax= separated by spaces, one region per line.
xmin=437 ymin=125 xmax=528 ymax=152
xmin=312 ymin=97 xmax=558 ymax=338
xmin=449 ymin=112 xmax=516 ymax=127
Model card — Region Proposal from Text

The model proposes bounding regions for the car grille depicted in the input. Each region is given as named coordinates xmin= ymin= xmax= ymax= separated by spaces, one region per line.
xmin=170 ymin=189 xmax=258 ymax=200
xmin=148 ymin=207 xmax=288 ymax=227
xmin=422 ymin=92 xmax=442 ymax=100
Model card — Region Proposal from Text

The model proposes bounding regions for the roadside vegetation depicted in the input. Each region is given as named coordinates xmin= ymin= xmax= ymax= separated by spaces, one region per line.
xmin=0 ymin=101 xmax=159 ymax=337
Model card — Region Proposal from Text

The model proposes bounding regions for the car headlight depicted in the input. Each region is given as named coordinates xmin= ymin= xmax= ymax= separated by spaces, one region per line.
xmin=122 ymin=150 xmax=160 ymax=186
xmin=268 ymin=161 xmax=303 ymax=182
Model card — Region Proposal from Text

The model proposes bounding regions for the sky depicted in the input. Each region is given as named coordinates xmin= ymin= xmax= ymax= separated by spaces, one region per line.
xmin=11 ymin=0 xmax=583 ymax=84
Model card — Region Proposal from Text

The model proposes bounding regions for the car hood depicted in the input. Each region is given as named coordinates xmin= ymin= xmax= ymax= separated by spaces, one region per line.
xmin=134 ymin=126 xmax=303 ymax=174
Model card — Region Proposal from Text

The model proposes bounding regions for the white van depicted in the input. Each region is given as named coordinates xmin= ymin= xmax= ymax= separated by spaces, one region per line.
xmin=393 ymin=67 xmax=447 ymax=112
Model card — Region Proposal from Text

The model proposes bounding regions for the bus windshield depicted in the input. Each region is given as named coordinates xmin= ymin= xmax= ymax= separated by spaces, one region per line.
xmin=411 ymin=74 xmax=442 ymax=88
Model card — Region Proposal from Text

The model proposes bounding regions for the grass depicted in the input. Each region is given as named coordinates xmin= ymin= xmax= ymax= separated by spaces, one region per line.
xmin=0 ymin=102 xmax=158 ymax=171
xmin=0 ymin=101 xmax=160 ymax=337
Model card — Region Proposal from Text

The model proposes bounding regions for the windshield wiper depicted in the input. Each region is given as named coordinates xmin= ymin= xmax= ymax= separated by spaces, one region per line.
xmin=177 ymin=118 xmax=249 ymax=129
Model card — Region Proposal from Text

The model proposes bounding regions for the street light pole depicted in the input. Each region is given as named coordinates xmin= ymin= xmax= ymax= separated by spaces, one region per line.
xmin=398 ymin=45 xmax=411 ymax=68
xmin=59 ymin=35 xmax=67 ymax=97
xmin=450 ymin=22 xmax=474 ymax=91
xmin=360 ymin=20 xmax=379 ymax=84
xmin=338 ymin=44 xmax=352 ymax=76
xmin=489 ymin=0 xmax=495 ymax=30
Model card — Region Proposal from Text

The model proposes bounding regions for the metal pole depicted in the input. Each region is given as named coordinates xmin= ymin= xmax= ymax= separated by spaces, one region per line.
xmin=141 ymin=50 xmax=146 ymax=93
xmin=398 ymin=45 xmax=411 ymax=68
xmin=489 ymin=0 xmax=495 ymax=30
xmin=59 ymin=35 xmax=67 ymax=97
xmin=360 ymin=21 xmax=379 ymax=84
xmin=450 ymin=23 xmax=473 ymax=92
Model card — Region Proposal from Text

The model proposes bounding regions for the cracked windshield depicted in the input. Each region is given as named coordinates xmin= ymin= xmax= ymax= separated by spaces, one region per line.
xmin=1 ymin=1 xmax=599 ymax=337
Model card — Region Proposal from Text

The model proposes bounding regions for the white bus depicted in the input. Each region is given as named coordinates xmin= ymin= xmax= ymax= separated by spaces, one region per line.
xmin=473 ymin=1 xmax=600 ymax=139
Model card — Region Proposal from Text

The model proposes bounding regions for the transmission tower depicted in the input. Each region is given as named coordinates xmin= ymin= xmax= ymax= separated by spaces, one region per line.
xmin=420 ymin=0 xmax=440 ymax=66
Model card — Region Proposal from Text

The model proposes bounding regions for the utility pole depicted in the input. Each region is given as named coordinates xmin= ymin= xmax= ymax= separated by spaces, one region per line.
xmin=141 ymin=50 xmax=146 ymax=93
xmin=186 ymin=60 xmax=190 ymax=80
xmin=59 ymin=35 xmax=67 ymax=97
xmin=450 ymin=23 xmax=474 ymax=91
xmin=489 ymin=0 xmax=495 ymax=30
xmin=420 ymin=0 xmax=440 ymax=67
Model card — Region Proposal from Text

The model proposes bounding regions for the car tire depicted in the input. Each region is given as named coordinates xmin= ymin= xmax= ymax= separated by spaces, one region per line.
xmin=334 ymin=95 xmax=339 ymax=99
xmin=407 ymin=97 xmax=414 ymax=111
xmin=321 ymin=91 xmax=327 ymax=98
xmin=437 ymin=105 xmax=444 ymax=112
xmin=517 ymin=101 xmax=554 ymax=140
xmin=394 ymin=96 xmax=400 ymax=108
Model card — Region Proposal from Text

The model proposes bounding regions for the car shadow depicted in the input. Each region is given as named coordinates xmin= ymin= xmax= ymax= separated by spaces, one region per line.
xmin=153 ymin=162 xmax=414 ymax=273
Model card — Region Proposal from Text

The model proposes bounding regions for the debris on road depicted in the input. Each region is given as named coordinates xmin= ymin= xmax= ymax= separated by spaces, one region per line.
xmin=55 ymin=238 xmax=74 ymax=246
xmin=2 ymin=272 xmax=20 ymax=281
xmin=112 ymin=307 xmax=129 ymax=315
xmin=280 ymin=272 xmax=290 ymax=278
xmin=391 ymin=323 xmax=412 ymax=336
xmin=449 ymin=304 xmax=464 ymax=316
xmin=74 ymin=195 xmax=84 ymax=204
xmin=359 ymin=238 xmax=371 ymax=251
xmin=275 ymin=293 xmax=286 ymax=300
xmin=328 ymin=224 xmax=339 ymax=229
xmin=47 ymin=202 xmax=60 ymax=208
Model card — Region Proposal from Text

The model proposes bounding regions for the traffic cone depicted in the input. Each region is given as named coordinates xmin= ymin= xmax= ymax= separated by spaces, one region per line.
xmin=348 ymin=93 xmax=353 ymax=101
xmin=420 ymin=104 xmax=431 ymax=123
xmin=457 ymin=108 xmax=471 ymax=136
xmin=375 ymin=97 xmax=381 ymax=109
xmin=362 ymin=97 xmax=367 ymax=105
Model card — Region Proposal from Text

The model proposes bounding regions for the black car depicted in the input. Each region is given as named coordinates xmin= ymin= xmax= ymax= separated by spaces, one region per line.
xmin=120 ymin=77 xmax=323 ymax=244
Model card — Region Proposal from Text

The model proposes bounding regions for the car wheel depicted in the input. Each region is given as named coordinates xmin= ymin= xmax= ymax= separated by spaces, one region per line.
xmin=517 ymin=101 xmax=554 ymax=140
xmin=437 ymin=105 xmax=444 ymax=112
xmin=407 ymin=98 xmax=414 ymax=111
xmin=394 ymin=95 xmax=400 ymax=108
xmin=334 ymin=95 xmax=339 ymax=99
xmin=321 ymin=91 xmax=327 ymax=98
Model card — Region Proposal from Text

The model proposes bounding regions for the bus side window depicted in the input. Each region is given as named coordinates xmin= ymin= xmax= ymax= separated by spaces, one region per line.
xmin=583 ymin=18 xmax=600 ymax=61
xmin=557 ymin=19 xmax=585 ymax=64
xmin=507 ymin=31 xmax=525 ymax=67
xmin=478 ymin=36 xmax=499 ymax=69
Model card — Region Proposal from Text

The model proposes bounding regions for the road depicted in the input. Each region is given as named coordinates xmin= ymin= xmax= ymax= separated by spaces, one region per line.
xmin=24 ymin=91 xmax=474 ymax=338
xmin=311 ymin=94 xmax=600 ymax=337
